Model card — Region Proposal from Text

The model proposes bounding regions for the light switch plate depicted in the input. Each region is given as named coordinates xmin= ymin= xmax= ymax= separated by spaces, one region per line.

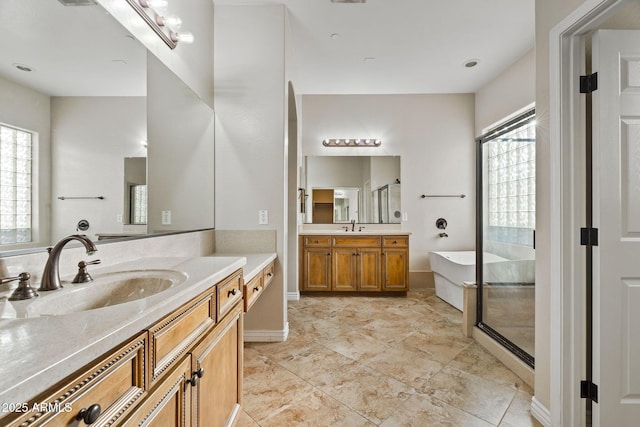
xmin=162 ymin=210 xmax=172 ymax=225
xmin=259 ymin=210 xmax=269 ymax=225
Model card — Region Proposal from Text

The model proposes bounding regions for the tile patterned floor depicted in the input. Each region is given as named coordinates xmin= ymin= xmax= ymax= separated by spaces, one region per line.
xmin=238 ymin=290 xmax=542 ymax=427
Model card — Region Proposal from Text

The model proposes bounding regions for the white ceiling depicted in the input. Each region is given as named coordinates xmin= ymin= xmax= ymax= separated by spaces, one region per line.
xmin=0 ymin=0 xmax=146 ymax=96
xmin=214 ymin=0 xmax=535 ymax=95
xmin=1 ymin=0 xmax=535 ymax=97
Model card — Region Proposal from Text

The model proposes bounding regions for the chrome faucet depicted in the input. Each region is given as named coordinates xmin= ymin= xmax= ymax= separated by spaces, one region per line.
xmin=39 ymin=234 xmax=98 ymax=291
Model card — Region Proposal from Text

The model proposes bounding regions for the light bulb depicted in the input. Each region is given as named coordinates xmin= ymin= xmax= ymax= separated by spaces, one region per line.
xmin=147 ymin=0 xmax=168 ymax=13
xmin=163 ymin=15 xmax=182 ymax=30
xmin=171 ymin=32 xmax=194 ymax=44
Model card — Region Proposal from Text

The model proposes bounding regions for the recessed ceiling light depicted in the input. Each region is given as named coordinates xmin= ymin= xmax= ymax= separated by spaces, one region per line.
xmin=464 ymin=59 xmax=480 ymax=68
xmin=13 ymin=63 xmax=33 ymax=72
xmin=330 ymin=33 xmax=340 ymax=39
xmin=331 ymin=0 xmax=366 ymax=3
xmin=363 ymin=57 xmax=376 ymax=62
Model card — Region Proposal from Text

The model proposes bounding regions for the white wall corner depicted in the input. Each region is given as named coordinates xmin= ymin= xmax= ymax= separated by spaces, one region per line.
xmin=244 ymin=322 xmax=290 ymax=342
xmin=287 ymin=291 xmax=300 ymax=301
xmin=531 ymin=396 xmax=552 ymax=427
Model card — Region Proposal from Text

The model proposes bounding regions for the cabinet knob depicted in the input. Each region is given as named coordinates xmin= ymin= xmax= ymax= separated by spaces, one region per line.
xmin=195 ymin=367 xmax=205 ymax=378
xmin=228 ymin=288 xmax=238 ymax=297
xmin=76 ymin=404 xmax=101 ymax=424
xmin=393 ymin=240 xmax=398 ymax=244
xmin=326 ymin=253 xmax=331 ymax=256
xmin=382 ymin=252 xmax=386 ymax=256
xmin=267 ymin=272 xmax=273 ymax=277
xmin=254 ymin=286 xmax=261 ymax=292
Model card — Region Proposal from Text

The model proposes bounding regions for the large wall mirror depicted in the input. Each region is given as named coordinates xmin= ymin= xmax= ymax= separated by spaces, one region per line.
xmin=0 ymin=0 xmax=215 ymax=255
xmin=303 ymin=156 xmax=401 ymax=224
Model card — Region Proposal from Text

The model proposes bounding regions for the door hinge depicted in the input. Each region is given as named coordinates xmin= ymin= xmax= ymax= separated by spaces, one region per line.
xmin=580 ymin=227 xmax=599 ymax=246
xmin=580 ymin=73 xmax=598 ymax=93
xmin=581 ymin=380 xmax=599 ymax=403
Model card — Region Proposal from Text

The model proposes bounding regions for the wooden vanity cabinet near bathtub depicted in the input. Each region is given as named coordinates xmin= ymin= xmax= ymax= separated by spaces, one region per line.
xmin=300 ymin=234 xmax=409 ymax=292
xmin=2 ymin=270 xmax=243 ymax=427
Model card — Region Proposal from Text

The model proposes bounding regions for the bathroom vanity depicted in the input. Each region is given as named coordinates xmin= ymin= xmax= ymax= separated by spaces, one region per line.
xmin=0 ymin=255 xmax=275 ymax=427
xmin=299 ymin=232 xmax=410 ymax=293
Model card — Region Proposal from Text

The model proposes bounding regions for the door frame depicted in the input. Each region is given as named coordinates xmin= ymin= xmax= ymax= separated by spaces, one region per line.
xmin=549 ymin=0 xmax=632 ymax=425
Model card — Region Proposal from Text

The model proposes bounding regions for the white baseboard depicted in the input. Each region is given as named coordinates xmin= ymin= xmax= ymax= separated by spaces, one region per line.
xmin=287 ymin=291 xmax=300 ymax=301
xmin=244 ymin=322 xmax=289 ymax=342
xmin=531 ymin=396 xmax=551 ymax=427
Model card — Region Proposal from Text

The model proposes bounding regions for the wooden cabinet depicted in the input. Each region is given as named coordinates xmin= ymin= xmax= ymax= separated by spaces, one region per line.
xmin=332 ymin=248 xmax=381 ymax=291
xmin=190 ymin=304 xmax=242 ymax=427
xmin=300 ymin=234 xmax=409 ymax=293
xmin=2 ymin=270 xmax=244 ymax=427
xmin=121 ymin=355 xmax=192 ymax=427
xmin=382 ymin=236 xmax=409 ymax=291
xmin=243 ymin=260 xmax=275 ymax=312
xmin=301 ymin=246 xmax=332 ymax=291
xmin=2 ymin=333 xmax=147 ymax=427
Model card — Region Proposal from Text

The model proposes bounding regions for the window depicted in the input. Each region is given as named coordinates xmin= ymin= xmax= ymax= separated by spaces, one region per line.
xmin=0 ymin=124 xmax=32 ymax=244
xmin=130 ymin=184 xmax=147 ymax=225
xmin=484 ymin=113 xmax=536 ymax=246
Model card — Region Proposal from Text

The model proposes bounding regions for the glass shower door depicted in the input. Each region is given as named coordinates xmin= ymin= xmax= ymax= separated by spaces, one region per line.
xmin=477 ymin=109 xmax=536 ymax=366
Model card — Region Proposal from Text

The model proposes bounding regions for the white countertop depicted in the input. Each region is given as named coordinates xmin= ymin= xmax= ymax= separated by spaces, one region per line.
xmin=299 ymin=230 xmax=411 ymax=235
xmin=0 ymin=256 xmax=249 ymax=406
xmin=208 ymin=253 xmax=277 ymax=283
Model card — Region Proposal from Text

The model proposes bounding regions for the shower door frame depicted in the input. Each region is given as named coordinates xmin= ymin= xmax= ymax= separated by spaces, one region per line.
xmin=475 ymin=108 xmax=536 ymax=369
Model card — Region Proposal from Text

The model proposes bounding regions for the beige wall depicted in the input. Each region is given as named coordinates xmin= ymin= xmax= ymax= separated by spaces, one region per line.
xmin=97 ymin=0 xmax=214 ymax=107
xmin=147 ymin=54 xmax=215 ymax=234
xmin=214 ymin=5 xmax=288 ymax=334
xmin=475 ymin=49 xmax=535 ymax=136
xmin=51 ymin=96 xmax=146 ymax=241
xmin=301 ymin=94 xmax=476 ymax=276
xmin=0 ymin=75 xmax=51 ymax=249
xmin=535 ymin=0 xmax=587 ymax=412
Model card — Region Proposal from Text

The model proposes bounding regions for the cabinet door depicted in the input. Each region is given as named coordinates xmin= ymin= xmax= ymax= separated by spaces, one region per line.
xmin=382 ymin=249 xmax=409 ymax=291
xmin=191 ymin=305 xmax=243 ymax=427
xmin=121 ymin=356 xmax=191 ymax=427
xmin=357 ymin=248 xmax=381 ymax=291
xmin=332 ymin=248 xmax=357 ymax=291
xmin=302 ymin=247 xmax=332 ymax=291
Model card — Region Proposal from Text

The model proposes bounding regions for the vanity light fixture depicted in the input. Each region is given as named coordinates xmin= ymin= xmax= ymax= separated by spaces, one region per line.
xmin=322 ymin=139 xmax=381 ymax=147
xmin=125 ymin=0 xmax=194 ymax=49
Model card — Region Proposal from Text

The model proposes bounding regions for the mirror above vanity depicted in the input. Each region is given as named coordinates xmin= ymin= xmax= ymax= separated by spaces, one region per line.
xmin=0 ymin=0 xmax=215 ymax=255
xmin=303 ymin=156 xmax=401 ymax=224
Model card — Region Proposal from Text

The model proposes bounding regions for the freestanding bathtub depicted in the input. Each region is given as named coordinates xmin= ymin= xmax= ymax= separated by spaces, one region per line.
xmin=429 ymin=251 xmax=506 ymax=311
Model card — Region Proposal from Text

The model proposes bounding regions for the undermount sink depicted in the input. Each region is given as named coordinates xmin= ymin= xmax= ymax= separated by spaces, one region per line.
xmin=22 ymin=269 xmax=188 ymax=317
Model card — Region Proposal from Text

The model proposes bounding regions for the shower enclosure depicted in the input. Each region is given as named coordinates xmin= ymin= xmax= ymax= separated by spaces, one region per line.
xmin=476 ymin=109 xmax=536 ymax=367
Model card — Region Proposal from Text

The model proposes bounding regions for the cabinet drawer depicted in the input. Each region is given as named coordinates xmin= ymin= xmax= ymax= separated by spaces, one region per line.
xmin=303 ymin=236 xmax=331 ymax=246
xmin=262 ymin=261 xmax=275 ymax=288
xmin=332 ymin=236 xmax=381 ymax=247
xmin=4 ymin=333 xmax=147 ymax=427
xmin=217 ymin=270 xmax=243 ymax=319
xmin=149 ymin=294 xmax=215 ymax=385
xmin=243 ymin=273 xmax=263 ymax=312
xmin=382 ymin=236 xmax=409 ymax=247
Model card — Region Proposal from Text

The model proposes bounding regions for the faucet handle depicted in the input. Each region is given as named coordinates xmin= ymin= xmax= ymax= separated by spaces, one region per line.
xmin=72 ymin=259 xmax=101 ymax=284
xmin=2 ymin=272 xmax=39 ymax=301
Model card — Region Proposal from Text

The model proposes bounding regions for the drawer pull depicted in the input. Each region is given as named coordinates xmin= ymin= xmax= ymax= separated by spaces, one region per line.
xmin=76 ymin=404 xmax=101 ymax=425
xmin=267 ymin=272 xmax=273 ymax=277
xmin=393 ymin=240 xmax=398 ymax=244
xmin=326 ymin=253 xmax=331 ymax=256
xmin=228 ymin=288 xmax=238 ymax=297
xmin=254 ymin=286 xmax=261 ymax=292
